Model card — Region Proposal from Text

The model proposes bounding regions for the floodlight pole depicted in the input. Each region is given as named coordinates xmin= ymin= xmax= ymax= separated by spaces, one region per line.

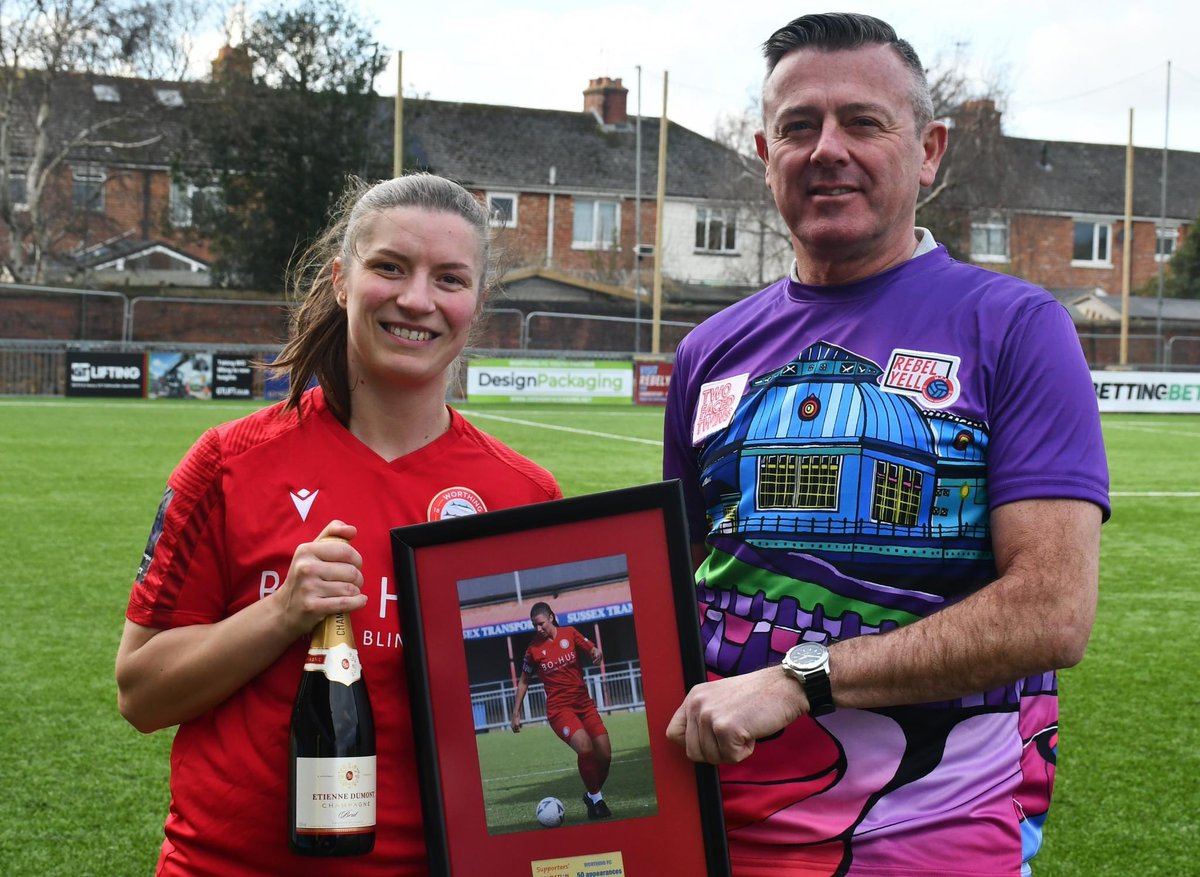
xmin=652 ymin=71 xmax=668 ymax=355
xmin=393 ymin=51 xmax=403 ymax=176
xmin=1155 ymin=60 xmax=1171 ymax=365
xmin=634 ymin=65 xmax=643 ymax=354
xmin=1119 ymin=108 xmax=1133 ymax=367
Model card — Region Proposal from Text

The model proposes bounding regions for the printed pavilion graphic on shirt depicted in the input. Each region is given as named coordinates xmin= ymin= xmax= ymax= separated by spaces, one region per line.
xmin=692 ymin=342 xmax=1057 ymax=874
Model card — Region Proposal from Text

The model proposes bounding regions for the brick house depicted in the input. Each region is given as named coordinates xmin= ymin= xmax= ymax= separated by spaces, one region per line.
xmin=395 ymin=75 xmax=791 ymax=299
xmin=4 ymin=74 xmax=1197 ymax=335
xmin=2 ymin=68 xmax=791 ymax=300
xmin=1 ymin=72 xmax=215 ymax=285
xmin=931 ymin=99 xmax=1198 ymax=296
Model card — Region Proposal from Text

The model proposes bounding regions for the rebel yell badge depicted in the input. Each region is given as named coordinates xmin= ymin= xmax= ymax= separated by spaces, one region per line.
xmin=882 ymin=349 xmax=962 ymax=408
xmin=427 ymin=486 xmax=487 ymax=521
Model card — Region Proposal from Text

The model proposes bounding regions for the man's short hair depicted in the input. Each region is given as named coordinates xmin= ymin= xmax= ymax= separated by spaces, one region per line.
xmin=762 ymin=12 xmax=934 ymax=130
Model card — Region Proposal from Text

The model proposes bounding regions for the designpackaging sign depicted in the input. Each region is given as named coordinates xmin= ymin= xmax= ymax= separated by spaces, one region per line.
xmin=466 ymin=359 xmax=634 ymax=403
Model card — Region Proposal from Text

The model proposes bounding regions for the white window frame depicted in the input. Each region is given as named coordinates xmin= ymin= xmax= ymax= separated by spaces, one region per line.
xmin=1071 ymin=220 xmax=1112 ymax=267
xmin=695 ymin=206 xmax=739 ymax=254
xmin=969 ymin=219 xmax=1009 ymax=263
xmin=486 ymin=192 xmax=518 ymax=229
xmin=572 ymin=198 xmax=620 ymax=250
xmin=8 ymin=171 xmax=27 ymax=211
xmin=170 ymin=179 xmax=198 ymax=227
xmin=170 ymin=179 xmax=221 ymax=228
xmin=72 ymin=168 xmax=106 ymax=212
xmin=1156 ymin=226 xmax=1179 ymax=263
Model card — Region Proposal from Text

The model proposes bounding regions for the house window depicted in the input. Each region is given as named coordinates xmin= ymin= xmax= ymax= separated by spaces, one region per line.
xmin=8 ymin=172 xmax=27 ymax=210
xmin=1156 ymin=227 xmax=1178 ymax=262
xmin=170 ymin=180 xmax=220 ymax=228
xmin=970 ymin=220 xmax=1008 ymax=262
xmin=695 ymin=207 xmax=737 ymax=253
xmin=1072 ymin=220 xmax=1112 ymax=265
xmin=871 ymin=460 xmax=923 ymax=526
xmin=72 ymin=169 xmax=105 ymax=212
xmin=756 ymin=453 xmax=840 ymax=511
xmin=487 ymin=192 xmax=517 ymax=228
xmin=572 ymin=198 xmax=619 ymax=249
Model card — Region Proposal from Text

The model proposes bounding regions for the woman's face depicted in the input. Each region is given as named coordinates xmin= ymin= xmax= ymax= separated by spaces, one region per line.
xmin=531 ymin=612 xmax=557 ymax=641
xmin=336 ymin=206 xmax=483 ymax=395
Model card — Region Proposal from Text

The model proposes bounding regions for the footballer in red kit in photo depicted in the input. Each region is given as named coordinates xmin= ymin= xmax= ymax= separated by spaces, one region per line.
xmin=511 ymin=601 xmax=613 ymax=820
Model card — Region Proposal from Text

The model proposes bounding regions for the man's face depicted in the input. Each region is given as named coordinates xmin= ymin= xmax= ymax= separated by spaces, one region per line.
xmin=755 ymin=44 xmax=946 ymax=281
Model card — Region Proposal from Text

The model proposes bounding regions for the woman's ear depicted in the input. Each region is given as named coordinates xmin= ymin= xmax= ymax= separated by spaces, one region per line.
xmin=332 ymin=258 xmax=348 ymax=308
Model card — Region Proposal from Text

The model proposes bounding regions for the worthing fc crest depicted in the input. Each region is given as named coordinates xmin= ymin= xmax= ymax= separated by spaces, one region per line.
xmin=882 ymin=348 xmax=961 ymax=408
xmin=427 ymin=486 xmax=487 ymax=521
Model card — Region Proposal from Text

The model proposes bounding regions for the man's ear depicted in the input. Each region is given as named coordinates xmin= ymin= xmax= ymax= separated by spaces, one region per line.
xmin=754 ymin=131 xmax=773 ymax=190
xmin=919 ymin=121 xmax=949 ymax=188
xmin=755 ymin=130 xmax=770 ymax=167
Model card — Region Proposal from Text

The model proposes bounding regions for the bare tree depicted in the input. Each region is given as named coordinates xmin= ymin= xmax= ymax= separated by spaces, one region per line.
xmin=711 ymin=97 xmax=794 ymax=287
xmin=0 ymin=0 xmax=204 ymax=282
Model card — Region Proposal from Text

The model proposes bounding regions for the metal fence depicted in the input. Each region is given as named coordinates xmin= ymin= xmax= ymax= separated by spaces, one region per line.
xmin=6 ymin=282 xmax=1200 ymax=396
xmin=469 ymin=660 xmax=645 ymax=733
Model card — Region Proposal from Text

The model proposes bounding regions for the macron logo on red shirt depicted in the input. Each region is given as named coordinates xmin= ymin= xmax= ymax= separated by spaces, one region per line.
xmin=290 ymin=488 xmax=319 ymax=522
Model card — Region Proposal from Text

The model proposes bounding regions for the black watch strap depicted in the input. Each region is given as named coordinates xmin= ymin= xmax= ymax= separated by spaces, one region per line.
xmin=802 ymin=670 xmax=834 ymax=717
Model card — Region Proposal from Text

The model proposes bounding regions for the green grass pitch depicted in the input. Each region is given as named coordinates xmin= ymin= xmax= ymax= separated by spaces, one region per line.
xmin=476 ymin=711 xmax=656 ymax=834
xmin=0 ymin=399 xmax=1195 ymax=875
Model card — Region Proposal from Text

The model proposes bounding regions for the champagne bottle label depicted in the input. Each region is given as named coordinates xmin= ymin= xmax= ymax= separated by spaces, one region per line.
xmin=303 ymin=643 xmax=362 ymax=686
xmin=293 ymin=756 xmax=377 ymax=833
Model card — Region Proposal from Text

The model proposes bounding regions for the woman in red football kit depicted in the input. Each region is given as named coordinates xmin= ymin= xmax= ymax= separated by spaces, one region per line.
xmin=115 ymin=173 xmax=561 ymax=876
xmin=511 ymin=601 xmax=613 ymax=819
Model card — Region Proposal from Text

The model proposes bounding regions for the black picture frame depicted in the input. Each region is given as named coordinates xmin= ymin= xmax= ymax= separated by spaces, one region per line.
xmin=390 ymin=480 xmax=730 ymax=876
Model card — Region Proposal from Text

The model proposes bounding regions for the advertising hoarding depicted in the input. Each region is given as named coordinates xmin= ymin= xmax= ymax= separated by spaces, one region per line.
xmin=466 ymin=359 xmax=634 ymax=404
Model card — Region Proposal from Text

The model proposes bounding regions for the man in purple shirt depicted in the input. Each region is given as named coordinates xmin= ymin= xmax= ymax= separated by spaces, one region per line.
xmin=664 ymin=13 xmax=1109 ymax=877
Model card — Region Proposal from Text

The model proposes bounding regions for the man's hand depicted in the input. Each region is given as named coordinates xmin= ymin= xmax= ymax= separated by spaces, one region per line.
xmin=666 ymin=666 xmax=805 ymax=764
xmin=510 ymin=713 xmax=523 ymax=733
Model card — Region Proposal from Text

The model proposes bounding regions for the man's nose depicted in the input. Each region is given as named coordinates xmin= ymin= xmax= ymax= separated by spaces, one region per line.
xmin=809 ymin=122 xmax=849 ymax=165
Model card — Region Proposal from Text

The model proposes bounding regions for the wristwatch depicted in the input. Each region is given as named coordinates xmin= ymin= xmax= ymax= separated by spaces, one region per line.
xmin=781 ymin=642 xmax=834 ymax=717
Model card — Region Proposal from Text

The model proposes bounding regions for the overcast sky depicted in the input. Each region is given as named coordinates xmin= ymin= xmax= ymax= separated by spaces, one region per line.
xmin=210 ymin=1 xmax=1199 ymax=153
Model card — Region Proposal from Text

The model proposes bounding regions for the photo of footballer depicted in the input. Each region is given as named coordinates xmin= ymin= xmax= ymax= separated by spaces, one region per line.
xmin=456 ymin=554 xmax=659 ymax=834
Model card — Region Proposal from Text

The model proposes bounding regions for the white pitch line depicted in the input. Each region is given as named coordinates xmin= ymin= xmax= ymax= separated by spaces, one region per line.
xmin=1103 ymin=423 xmax=1200 ymax=439
xmin=1111 ymin=491 xmax=1200 ymax=497
xmin=484 ymin=755 xmax=651 ymax=785
xmin=461 ymin=410 xmax=662 ymax=446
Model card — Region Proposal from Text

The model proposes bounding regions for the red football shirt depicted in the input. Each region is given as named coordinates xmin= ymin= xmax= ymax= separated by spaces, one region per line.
xmin=127 ymin=387 xmax=560 ymax=876
xmin=521 ymin=625 xmax=597 ymax=713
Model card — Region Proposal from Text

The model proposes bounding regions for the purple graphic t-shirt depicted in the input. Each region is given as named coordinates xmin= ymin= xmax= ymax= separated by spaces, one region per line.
xmin=664 ymin=246 xmax=1109 ymax=877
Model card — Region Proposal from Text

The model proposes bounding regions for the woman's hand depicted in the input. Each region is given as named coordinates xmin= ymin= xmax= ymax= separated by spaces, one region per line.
xmin=274 ymin=520 xmax=366 ymax=637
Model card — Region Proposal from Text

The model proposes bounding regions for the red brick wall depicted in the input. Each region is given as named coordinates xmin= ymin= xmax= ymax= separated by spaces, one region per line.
xmin=483 ymin=191 xmax=659 ymax=283
xmin=1007 ymin=213 xmax=1184 ymax=293
xmin=5 ymin=164 xmax=215 ymax=265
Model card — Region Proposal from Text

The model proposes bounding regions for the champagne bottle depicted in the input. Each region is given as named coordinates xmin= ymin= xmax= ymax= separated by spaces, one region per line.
xmin=289 ymin=539 xmax=376 ymax=856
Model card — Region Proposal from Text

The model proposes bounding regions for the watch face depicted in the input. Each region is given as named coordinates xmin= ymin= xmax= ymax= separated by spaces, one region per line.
xmin=788 ymin=642 xmax=828 ymax=672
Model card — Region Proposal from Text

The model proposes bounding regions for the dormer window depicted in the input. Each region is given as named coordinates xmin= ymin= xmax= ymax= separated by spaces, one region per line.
xmin=93 ymin=83 xmax=120 ymax=103
xmin=155 ymin=88 xmax=184 ymax=108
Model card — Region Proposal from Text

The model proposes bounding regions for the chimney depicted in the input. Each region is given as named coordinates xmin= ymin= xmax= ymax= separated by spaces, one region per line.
xmin=211 ymin=44 xmax=251 ymax=82
xmin=583 ymin=77 xmax=628 ymax=126
xmin=955 ymin=98 xmax=1002 ymax=137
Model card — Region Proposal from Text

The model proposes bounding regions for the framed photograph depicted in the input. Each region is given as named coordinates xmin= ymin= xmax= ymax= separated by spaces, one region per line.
xmin=391 ymin=480 xmax=730 ymax=877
